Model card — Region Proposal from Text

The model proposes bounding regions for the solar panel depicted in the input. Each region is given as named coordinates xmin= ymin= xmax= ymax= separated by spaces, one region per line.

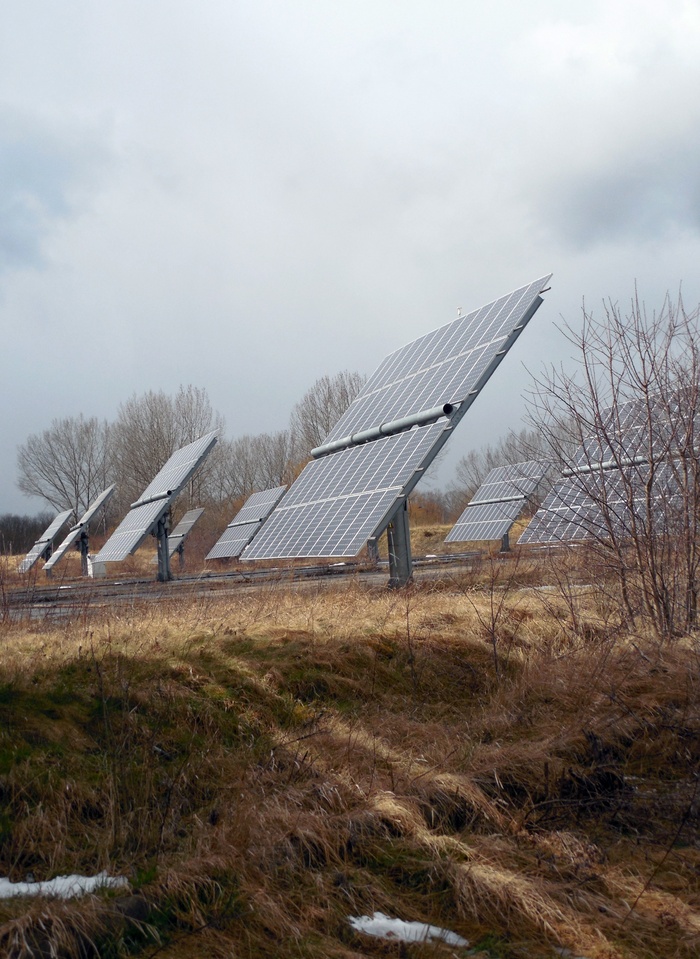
xmin=245 ymin=276 xmax=551 ymax=562
xmin=94 ymin=431 xmax=218 ymax=563
xmin=206 ymin=486 xmax=286 ymax=560
xmin=167 ymin=507 xmax=205 ymax=558
xmin=18 ymin=509 xmax=73 ymax=573
xmin=446 ymin=498 xmax=528 ymax=544
xmin=446 ymin=460 xmax=549 ymax=543
xmin=44 ymin=485 xmax=116 ymax=571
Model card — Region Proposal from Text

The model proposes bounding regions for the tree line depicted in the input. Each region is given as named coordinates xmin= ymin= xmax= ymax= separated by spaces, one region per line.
xmin=13 ymin=373 xmax=368 ymax=527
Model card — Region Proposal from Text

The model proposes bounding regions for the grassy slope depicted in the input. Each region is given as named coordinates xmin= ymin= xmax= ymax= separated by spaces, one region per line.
xmin=0 ymin=573 xmax=698 ymax=958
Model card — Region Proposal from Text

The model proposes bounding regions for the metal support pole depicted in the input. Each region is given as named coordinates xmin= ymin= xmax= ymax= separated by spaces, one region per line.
xmin=176 ymin=542 xmax=185 ymax=569
xmin=366 ymin=537 xmax=379 ymax=565
xmin=156 ymin=511 xmax=173 ymax=582
xmin=387 ymin=500 xmax=413 ymax=588
xmin=79 ymin=531 xmax=90 ymax=576
xmin=500 ymin=531 xmax=510 ymax=553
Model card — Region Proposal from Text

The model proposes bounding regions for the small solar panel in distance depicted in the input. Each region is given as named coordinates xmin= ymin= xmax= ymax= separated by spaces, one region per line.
xmin=44 ymin=485 xmax=116 ymax=572
xmin=446 ymin=498 xmax=529 ymax=544
xmin=446 ymin=460 xmax=549 ymax=543
xmin=244 ymin=423 xmax=445 ymax=560
xmin=322 ymin=276 xmax=552 ymax=445
xmin=207 ymin=486 xmax=287 ymax=560
xmin=95 ymin=431 xmax=218 ymax=563
xmin=168 ymin=507 xmax=205 ymax=557
xmin=18 ymin=510 xmax=73 ymax=573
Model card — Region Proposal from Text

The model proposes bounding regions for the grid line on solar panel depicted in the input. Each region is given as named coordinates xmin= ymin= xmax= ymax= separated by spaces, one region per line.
xmin=322 ymin=276 xmax=550 ymax=445
xmin=95 ymin=432 xmax=218 ymax=562
xmin=206 ymin=486 xmax=287 ymax=560
xmin=18 ymin=510 xmax=73 ymax=573
xmin=44 ymin=485 xmax=116 ymax=571
xmin=519 ymin=460 xmax=680 ymax=545
xmin=244 ymin=423 xmax=445 ymax=559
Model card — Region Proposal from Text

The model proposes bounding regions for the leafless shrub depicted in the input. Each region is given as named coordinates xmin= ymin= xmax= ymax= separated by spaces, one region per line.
xmin=528 ymin=290 xmax=700 ymax=638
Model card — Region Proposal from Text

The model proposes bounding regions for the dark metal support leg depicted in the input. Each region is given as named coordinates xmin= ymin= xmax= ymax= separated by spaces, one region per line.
xmin=79 ymin=531 xmax=90 ymax=576
xmin=387 ymin=500 xmax=413 ymax=588
xmin=156 ymin=512 xmax=173 ymax=582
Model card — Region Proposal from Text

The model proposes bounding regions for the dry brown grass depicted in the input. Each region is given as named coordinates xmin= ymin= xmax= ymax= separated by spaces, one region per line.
xmin=0 ymin=577 xmax=698 ymax=957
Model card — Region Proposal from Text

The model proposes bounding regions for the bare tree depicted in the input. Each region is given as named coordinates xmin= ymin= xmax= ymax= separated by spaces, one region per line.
xmin=527 ymin=290 xmax=700 ymax=638
xmin=252 ymin=430 xmax=296 ymax=489
xmin=0 ymin=511 xmax=54 ymax=555
xmin=289 ymin=370 xmax=366 ymax=457
xmin=17 ymin=415 xmax=112 ymax=516
xmin=209 ymin=431 xmax=296 ymax=507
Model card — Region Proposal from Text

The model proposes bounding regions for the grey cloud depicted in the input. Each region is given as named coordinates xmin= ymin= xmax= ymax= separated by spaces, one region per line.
xmin=0 ymin=110 xmax=110 ymax=274
xmin=535 ymin=137 xmax=700 ymax=249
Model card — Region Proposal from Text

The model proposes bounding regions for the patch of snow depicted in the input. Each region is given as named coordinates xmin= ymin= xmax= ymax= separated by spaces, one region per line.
xmin=348 ymin=911 xmax=468 ymax=946
xmin=0 ymin=871 xmax=129 ymax=899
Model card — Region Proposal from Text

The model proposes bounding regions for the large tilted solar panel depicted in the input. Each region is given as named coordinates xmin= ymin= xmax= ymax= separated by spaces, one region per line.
xmin=167 ymin=507 xmax=205 ymax=557
xmin=243 ymin=423 xmax=445 ymax=559
xmin=207 ymin=486 xmax=287 ymax=560
xmin=18 ymin=509 xmax=73 ymax=573
xmin=44 ymin=485 xmax=116 ymax=571
xmin=95 ymin=431 xmax=218 ymax=563
xmin=446 ymin=460 xmax=549 ymax=543
xmin=322 ymin=276 xmax=551 ymax=445
xmin=519 ymin=460 xmax=680 ymax=545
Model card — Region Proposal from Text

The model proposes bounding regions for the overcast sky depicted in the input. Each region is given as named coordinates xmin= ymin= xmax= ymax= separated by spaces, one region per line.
xmin=2 ymin=0 xmax=700 ymax=514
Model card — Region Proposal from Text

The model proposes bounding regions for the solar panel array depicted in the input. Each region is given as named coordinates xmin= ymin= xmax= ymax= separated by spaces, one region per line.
xmin=446 ymin=460 xmax=549 ymax=543
xmin=18 ymin=509 xmax=73 ymax=573
xmin=207 ymin=486 xmax=287 ymax=560
xmin=95 ymin=431 xmax=218 ymax=563
xmin=44 ymin=485 xmax=116 ymax=571
xmin=245 ymin=276 xmax=551 ymax=561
